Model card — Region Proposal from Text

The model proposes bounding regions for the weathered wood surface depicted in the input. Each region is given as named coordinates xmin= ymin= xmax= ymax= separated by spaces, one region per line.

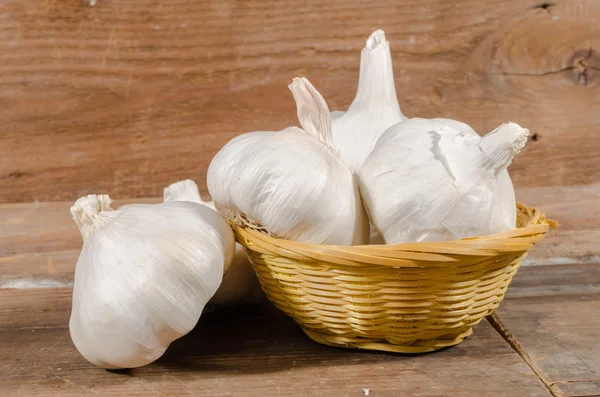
xmin=0 ymin=287 xmax=552 ymax=397
xmin=517 ymin=185 xmax=600 ymax=266
xmin=0 ymin=197 xmax=156 ymax=288
xmin=2 ymin=0 xmax=600 ymax=203
xmin=493 ymin=263 xmax=600 ymax=397
xmin=2 ymin=185 xmax=597 ymax=289
xmin=1 ymin=191 xmax=597 ymax=396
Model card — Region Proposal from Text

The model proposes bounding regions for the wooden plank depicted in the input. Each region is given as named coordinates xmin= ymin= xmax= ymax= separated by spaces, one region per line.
xmin=0 ymin=198 xmax=158 ymax=256
xmin=516 ymin=185 xmax=600 ymax=266
xmin=516 ymin=185 xmax=600 ymax=232
xmin=0 ymin=288 xmax=73 ymax=328
xmin=492 ymin=263 xmax=600 ymax=397
xmin=523 ymin=229 xmax=600 ymax=267
xmin=1 ymin=0 xmax=600 ymax=203
xmin=1 ymin=185 xmax=597 ymax=290
xmin=0 ymin=251 xmax=77 ymax=289
xmin=0 ymin=287 xmax=552 ymax=397
xmin=502 ymin=262 xmax=600 ymax=298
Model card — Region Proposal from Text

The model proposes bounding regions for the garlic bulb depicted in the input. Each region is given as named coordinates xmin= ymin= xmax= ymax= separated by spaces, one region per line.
xmin=333 ymin=30 xmax=520 ymax=241
xmin=416 ymin=118 xmax=520 ymax=230
xmin=207 ymin=77 xmax=369 ymax=245
xmin=69 ymin=194 xmax=235 ymax=369
xmin=359 ymin=119 xmax=529 ymax=243
xmin=331 ymin=29 xmax=405 ymax=174
xmin=164 ymin=180 xmax=262 ymax=305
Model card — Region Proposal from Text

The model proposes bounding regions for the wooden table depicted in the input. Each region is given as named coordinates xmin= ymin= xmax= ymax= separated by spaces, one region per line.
xmin=1 ymin=185 xmax=599 ymax=397
xmin=2 ymin=1 xmax=599 ymax=395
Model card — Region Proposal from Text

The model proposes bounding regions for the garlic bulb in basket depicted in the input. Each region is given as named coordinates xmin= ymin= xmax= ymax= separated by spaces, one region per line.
xmin=69 ymin=194 xmax=235 ymax=369
xmin=332 ymin=30 xmax=520 ymax=240
xmin=208 ymin=77 xmax=369 ymax=245
xmin=359 ymin=119 xmax=529 ymax=243
xmin=408 ymin=118 xmax=520 ymax=230
xmin=331 ymin=29 xmax=405 ymax=174
xmin=164 ymin=179 xmax=262 ymax=305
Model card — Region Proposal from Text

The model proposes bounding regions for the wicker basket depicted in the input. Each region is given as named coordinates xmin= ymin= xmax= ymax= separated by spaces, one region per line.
xmin=234 ymin=204 xmax=555 ymax=353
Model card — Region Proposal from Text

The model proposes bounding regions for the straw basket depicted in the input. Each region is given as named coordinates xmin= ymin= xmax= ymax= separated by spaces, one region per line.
xmin=234 ymin=204 xmax=555 ymax=353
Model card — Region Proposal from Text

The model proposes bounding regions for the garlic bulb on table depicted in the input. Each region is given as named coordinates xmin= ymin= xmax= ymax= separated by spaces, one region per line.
xmin=208 ymin=77 xmax=369 ymax=245
xmin=69 ymin=194 xmax=235 ymax=369
xmin=331 ymin=29 xmax=406 ymax=174
xmin=164 ymin=179 xmax=262 ymax=305
xmin=359 ymin=118 xmax=529 ymax=243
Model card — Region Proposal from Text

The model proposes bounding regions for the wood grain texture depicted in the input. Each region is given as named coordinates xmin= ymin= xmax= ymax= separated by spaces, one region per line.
xmin=516 ymin=185 xmax=600 ymax=266
xmin=0 ymin=198 xmax=158 ymax=257
xmin=2 ymin=185 xmax=597 ymax=289
xmin=0 ymin=288 xmax=552 ymax=397
xmin=494 ymin=263 xmax=600 ymax=397
xmin=1 ymin=0 xmax=600 ymax=203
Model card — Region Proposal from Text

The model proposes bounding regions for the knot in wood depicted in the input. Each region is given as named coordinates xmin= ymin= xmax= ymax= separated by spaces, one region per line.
xmin=568 ymin=49 xmax=599 ymax=86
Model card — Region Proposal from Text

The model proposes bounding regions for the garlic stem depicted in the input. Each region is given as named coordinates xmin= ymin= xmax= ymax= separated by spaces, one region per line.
xmin=288 ymin=77 xmax=334 ymax=148
xmin=479 ymin=122 xmax=530 ymax=175
xmin=70 ymin=194 xmax=113 ymax=239
xmin=347 ymin=29 xmax=403 ymax=118
xmin=163 ymin=179 xmax=203 ymax=204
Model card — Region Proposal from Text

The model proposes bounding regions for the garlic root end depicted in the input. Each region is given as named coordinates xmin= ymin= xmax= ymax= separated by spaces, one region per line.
xmin=164 ymin=179 xmax=203 ymax=204
xmin=70 ymin=194 xmax=113 ymax=237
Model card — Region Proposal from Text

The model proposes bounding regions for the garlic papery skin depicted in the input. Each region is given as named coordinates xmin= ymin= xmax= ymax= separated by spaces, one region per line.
xmin=331 ymin=29 xmax=406 ymax=174
xmin=480 ymin=123 xmax=529 ymax=229
xmin=207 ymin=77 xmax=369 ymax=246
xmin=495 ymin=169 xmax=517 ymax=229
xmin=417 ymin=118 xmax=520 ymax=229
xmin=210 ymin=244 xmax=263 ymax=305
xmin=163 ymin=178 xmax=203 ymax=203
xmin=163 ymin=180 xmax=262 ymax=305
xmin=69 ymin=194 xmax=235 ymax=369
xmin=359 ymin=119 xmax=529 ymax=243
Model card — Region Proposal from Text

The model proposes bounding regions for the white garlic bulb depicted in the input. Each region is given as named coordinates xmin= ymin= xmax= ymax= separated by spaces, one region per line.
xmin=331 ymin=29 xmax=405 ymax=174
xmin=163 ymin=180 xmax=262 ymax=305
xmin=412 ymin=118 xmax=520 ymax=230
xmin=207 ymin=77 xmax=369 ymax=245
xmin=69 ymin=194 xmax=235 ymax=369
xmin=330 ymin=29 xmax=405 ymax=244
xmin=333 ymin=30 xmax=520 ymax=241
xmin=359 ymin=119 xmax=529 ymax=243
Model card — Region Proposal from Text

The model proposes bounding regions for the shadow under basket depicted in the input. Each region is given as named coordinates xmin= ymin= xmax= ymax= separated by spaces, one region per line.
xmin=234 ymin=204 xmax=556 ymax=354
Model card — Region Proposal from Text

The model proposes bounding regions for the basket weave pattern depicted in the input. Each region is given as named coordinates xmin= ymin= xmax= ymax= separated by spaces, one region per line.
xmin=234 ymin=204 xmax=554 ymax=353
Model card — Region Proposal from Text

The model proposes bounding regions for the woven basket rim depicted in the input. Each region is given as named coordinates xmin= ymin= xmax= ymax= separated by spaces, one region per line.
xmin=234 ymin=203 xmax=557 ymax=268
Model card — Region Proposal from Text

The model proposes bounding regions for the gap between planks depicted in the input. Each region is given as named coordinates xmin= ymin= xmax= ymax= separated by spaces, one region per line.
xmin=486 ymin=313 xmax=600 ymax=397
xmin=486 ymin=313 xmax=559 ymax=396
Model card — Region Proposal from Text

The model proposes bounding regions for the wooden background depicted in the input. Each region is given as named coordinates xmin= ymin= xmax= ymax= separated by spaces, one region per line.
xmin=1 ymin=0 xmax=599 ymax=203
xmin=1 ymin=2 xmax=600 ymax=395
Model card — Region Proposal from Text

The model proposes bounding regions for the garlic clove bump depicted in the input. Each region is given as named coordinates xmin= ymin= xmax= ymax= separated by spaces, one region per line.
xmin=163 ymin=179 xmax=263 ymax=305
